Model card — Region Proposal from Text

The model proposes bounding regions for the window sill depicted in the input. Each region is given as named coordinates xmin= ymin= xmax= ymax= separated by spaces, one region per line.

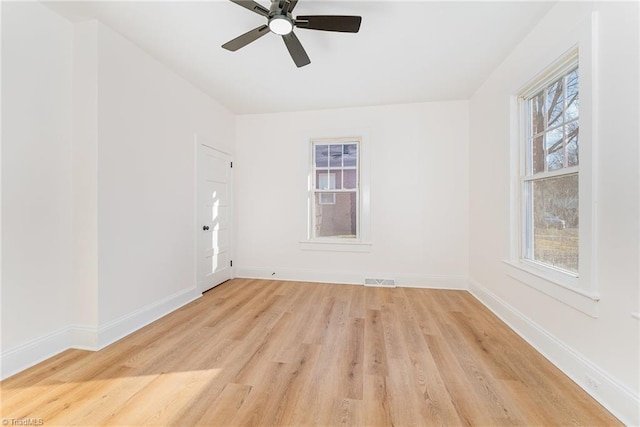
xmin=299 ymin=240 xmax=372 ymax=253
xmin=503 ymin=260 xmax=599 ymax=318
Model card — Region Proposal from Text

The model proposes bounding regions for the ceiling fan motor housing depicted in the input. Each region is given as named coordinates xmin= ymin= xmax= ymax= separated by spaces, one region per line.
xmin=268 ymin=0 xmax=294 ymax=34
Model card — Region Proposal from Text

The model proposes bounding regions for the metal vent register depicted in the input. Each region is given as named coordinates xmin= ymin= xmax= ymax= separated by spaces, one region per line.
xmin=364 ymin=278 xmax=396 ymax=287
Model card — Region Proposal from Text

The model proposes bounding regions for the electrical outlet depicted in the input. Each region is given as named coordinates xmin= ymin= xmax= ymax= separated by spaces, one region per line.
xmin=585 ymin=374 xmax=601 ymax=391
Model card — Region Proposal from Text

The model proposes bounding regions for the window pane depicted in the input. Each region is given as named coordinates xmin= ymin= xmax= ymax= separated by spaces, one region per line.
xmin=532 ymin=134 xmax=545 ymax=174
xmin=315 ymin=145 xmax=328 ymax=168
xmin=331 ymin=170 xmax=342 ymax=189
xmin=566 ymin=68 xmax=579 ymax=121
xmin=530 ymin=93 xmax=545 ymax=136
xmin=567 ymin=121 xmax=579 ymax=167
xmin=546 ymin=78 xmax=564 ymax=127
xmin=330 ymin=145 xmax=342 ymax=167
xmin=343 ymin=169 xmax=357 ymax=189
xmin=546 ymin=128 xmax=564 ymax=171
xmin=343 ymin=144 xmax=358 ymax=167
xmin=317 ymin=171 xmax=333 ymax=190
xmin=314 ymin=192 xmax=357 ymax=238
xmin=523 ymin=61 xmax=580 ymax=279
xmin=317 ymin=171 xmax=342 ymax=190
xmin=528 ymin=174 xmax=579 ymax=273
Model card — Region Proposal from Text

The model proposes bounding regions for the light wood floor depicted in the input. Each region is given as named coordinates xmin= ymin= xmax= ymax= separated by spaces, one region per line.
xmin=1 ymin=279 xmax=621 ymax=426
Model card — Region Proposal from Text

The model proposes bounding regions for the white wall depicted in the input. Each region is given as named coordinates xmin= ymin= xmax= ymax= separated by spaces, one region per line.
xmin=1 ymin=1 xmax=74 ymax=369
xmin=1 ymin=3 xmax=236 ymax=377
xmin=469 ymin=2 xmax=639 ymax=424
xmin=72 ymin=20 xmax=99 ymax=342
xmin=95 ymin=22 xmax=235 ymax=329
xmin=236 ymin=101 xmax=469 ymax=287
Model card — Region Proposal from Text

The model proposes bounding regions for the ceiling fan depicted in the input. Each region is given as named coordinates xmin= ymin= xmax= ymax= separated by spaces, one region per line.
xmin=222 ymin=0 xmax=362 ymax=68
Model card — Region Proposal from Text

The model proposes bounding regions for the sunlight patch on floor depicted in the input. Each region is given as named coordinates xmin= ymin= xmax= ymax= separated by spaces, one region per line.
xmin=1 ymin=369 xmax=222 ymax=425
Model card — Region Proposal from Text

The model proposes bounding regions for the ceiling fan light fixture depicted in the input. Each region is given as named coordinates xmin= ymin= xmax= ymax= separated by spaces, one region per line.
xmin=269 ymin=16 xmax=293 ymax=35
xmin=222 ymin=0 xmax=363 ymax=67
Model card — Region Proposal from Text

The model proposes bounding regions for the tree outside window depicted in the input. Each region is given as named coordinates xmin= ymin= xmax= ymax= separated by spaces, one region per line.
xmin=523 ymin=65 xmax=579 ymax=274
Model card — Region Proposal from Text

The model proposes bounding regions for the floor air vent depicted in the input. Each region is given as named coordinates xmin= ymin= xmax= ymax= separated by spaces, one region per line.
xmin=364 ymin=278 xmax=396 ymax=287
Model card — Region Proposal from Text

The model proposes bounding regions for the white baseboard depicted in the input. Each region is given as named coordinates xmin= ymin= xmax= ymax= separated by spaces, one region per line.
xmin=0 ymin=287 xmax=201 ymax=380
xmin=398 ymin=274 xmax=468 ymax=289
xmin=96 ymin=287 xmax=201 ymax=349
xmin=1 ymin=327 xmax=72 ymax=380
xmin=236 ymin=267 xmax=468 ymax=290
xmin=469 ymin=278 xmax=640 ymax=426
xmin=70 ymin=324 xmax=100 ymax=350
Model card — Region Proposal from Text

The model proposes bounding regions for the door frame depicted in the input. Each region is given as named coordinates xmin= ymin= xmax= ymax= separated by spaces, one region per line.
xmin=194 ymin=133 xmax=234 ymax=293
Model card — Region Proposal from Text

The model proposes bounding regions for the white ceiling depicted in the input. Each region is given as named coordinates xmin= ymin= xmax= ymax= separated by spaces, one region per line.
xmin=44 ymin=0 xmax=555 ymax=114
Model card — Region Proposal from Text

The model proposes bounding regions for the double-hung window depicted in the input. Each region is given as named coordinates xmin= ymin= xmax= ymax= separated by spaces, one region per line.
xmin=511 ymin=20 xmax=598 ymax=316
xmin=311 ymin=139 xmax=359 ymax=239
xmin=521 ymin=55 xmax=580 ymax=276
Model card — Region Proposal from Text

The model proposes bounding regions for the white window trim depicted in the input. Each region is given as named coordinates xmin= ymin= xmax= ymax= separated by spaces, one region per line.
xmin=508 ymin=12 xmax=599 ymax=317
xmin=300 ymin=129 xmax=372 ymax=252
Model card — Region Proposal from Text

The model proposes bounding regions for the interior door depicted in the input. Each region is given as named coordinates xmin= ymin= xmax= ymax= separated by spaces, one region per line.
xmin=197 ymin=143 xmax=232 ymax=292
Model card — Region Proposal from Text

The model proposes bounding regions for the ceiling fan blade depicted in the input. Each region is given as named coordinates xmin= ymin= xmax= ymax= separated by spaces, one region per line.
xmin=289 ymin=0 xmax=299 ymax=11
xmin=281 ymin=0 xmax=292 ymax=14
xmin=229 ymin=0 xmax=269 ymax=17
xmin=222 ymin=25 xmax=270 ymax=51
xmin=295 ymin=15 xmax=362 ymax=33
xmin=282 ymin=32 xmax=310 ymax=68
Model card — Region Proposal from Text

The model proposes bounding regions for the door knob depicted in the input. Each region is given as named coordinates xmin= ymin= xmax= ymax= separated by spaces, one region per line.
xmin=203 ymin=225 xmax=210 ymax=231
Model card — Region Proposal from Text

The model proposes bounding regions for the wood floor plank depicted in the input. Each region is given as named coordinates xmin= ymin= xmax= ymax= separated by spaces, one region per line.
xmin=231 ymin=312 xmax=293 ymax=385
xmin=364 ymin=309 xmax=388 ymax=376
xmin=336 ymin=316 xmax=364 ymax=400
xmin=50 ymin=370 xmax=158 ymax=425
xmin=393 ymin=292 xmax=465 ymax=426
xmin=1 ymin=279 xmax=622 ymax=426
xmin=193 ymin=382 xmax=252 ymax=427
xmin=347 ymin=285 xmax=366 ymax=319
xmin=228 ymin=361 xmax=295 ymax=426
xmin=362 ymin=374 xmax=394 ymax=426
xmin=435 ymin=306 xmax=528 ymax=424
xmin=330 ymin=397 xmax=363 ymax=427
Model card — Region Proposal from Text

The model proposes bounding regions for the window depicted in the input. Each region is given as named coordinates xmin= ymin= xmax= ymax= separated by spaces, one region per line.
xmin=521 ymin=56 xmax=579 ymax=276
xmin=301 ymin=131 xmax=371 ymax=252
xmin=311 ymin=139 xmax=359 ymax=239
xmin=509 ymin=20 xmax=598 ymax=316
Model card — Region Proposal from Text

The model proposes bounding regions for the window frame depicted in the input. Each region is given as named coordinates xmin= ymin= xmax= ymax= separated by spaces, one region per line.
xmin=300 ymin=131 xmax=372 ymax=253
xmin=507 ymin=13 xmax=600 ymax=317
xmin=310 ymin=138 xmax=360 ymax=241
